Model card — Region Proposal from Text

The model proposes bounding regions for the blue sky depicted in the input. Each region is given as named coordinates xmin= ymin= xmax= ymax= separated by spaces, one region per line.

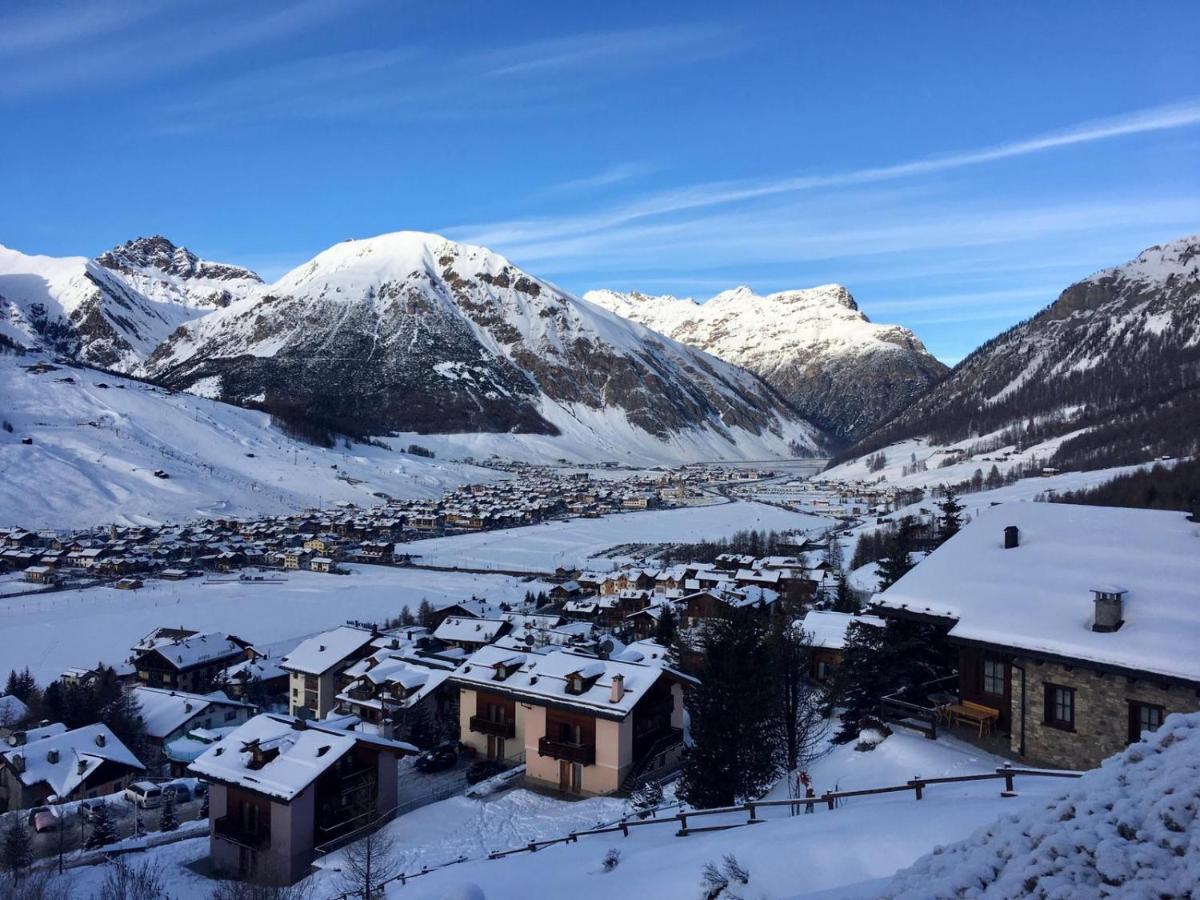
xmin=2 ymin=1 xmax=1198 ymax=362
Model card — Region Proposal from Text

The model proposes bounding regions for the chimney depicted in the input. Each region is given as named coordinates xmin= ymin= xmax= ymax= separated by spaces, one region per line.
xmin=9 ymin=731 xmax=26 ymax=747
xmin=1003 ymin=526 xmax=1019 ymax=549
xmin=94 ymin=733 xmax=106 ymax=747
xmin=610 ymin=673 xmax=625 ymax=703
xmin=77 ymin=759 xmax=88 ymax=775
xmin=11 ymin=752 xmax=24 ymax=773
xmin=46 ymin=748 xmax=59 ymax=764
xmin=1092 ymin=588 xmax=1125 ymax=633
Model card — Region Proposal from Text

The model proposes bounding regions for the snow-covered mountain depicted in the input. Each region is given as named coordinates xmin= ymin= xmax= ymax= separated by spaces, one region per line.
xmin=141 ymin=232 xmax=828 ymax=459
xmin=832 ymin=236 xmax=1200 ymax=474
xmin=585 ymin=284 xmax=947 ymax=441
xmin=0 ymin=236 xmax=260 ymax=372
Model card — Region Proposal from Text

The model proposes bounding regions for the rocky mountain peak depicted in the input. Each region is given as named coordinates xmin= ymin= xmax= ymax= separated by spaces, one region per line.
xmin=98 ymin=235 xmax=261 ymax=284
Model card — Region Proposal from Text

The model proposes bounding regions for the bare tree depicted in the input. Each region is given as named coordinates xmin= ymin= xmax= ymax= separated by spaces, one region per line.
xmin=211 ymin=880 xmax=315 ymax=900
xmin=93 ymin=858 xmax=169 ymax=900
xmin=337 ymin=827 xmax=402 ymax=899
xmin=0 ymin=868 xmax=74 ymax=900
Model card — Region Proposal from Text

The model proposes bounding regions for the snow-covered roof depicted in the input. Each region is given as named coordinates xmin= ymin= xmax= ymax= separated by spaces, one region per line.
xmin=451 ymin=645 xmax=691 ymax=719
xmin=188 ymin=713 xmax=414 ymax=801
xmin=875 ymin=503 xmax=1200 ymax=682
xmin=0 ymin=723 xmax=144 ymax=799
xmin=799 ymin=610 xmax=886 ymax=650
xmin=279 ymin=626 xmax=375 ymax=675
xmin=132 ymin=686 xmax=253 ymax=739
xmin=139 ymin=631 xmax=244 ymax=670
xmin=433 ymin=617 xmax=508 ymax=644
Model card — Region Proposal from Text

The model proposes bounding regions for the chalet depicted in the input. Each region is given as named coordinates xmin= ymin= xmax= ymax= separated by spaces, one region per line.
xmin=798 ymin=610 xmax=886 ymax=681
xmin=308 ymin=556 xmax=334 ymax=574
xmin=682 ymin=585 xmax=778 ymax=628
xmin=190 ymin=714 xmax=415 ymax=885
xmin=432 ymin=617 xmax=512 ymax=653
xmin=873 ymin=504 xmax=1200 ymax=770
xmin=451 ymin=646 xmax=693 ymax=795
xmin=133 ymin=631 xmax=250 ymax=693
xmin=335 ymin=652 xmax=455 ymax=743
xmin=0 ymin=723 xmax=144 ymax=812
xmin=548 ymin=580 xmax=582 ymax=602
xmin=22 ymin=565 xmax=57 ymax=584
xmin=132 ymin=686 xmax=257 ymax=774
xmin=280 ymin=626 xmax=377 ymax=720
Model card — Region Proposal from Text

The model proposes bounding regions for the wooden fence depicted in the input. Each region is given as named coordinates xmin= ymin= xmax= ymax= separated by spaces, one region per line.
xmin=324 ymin=764 xmax=1081 ymax=898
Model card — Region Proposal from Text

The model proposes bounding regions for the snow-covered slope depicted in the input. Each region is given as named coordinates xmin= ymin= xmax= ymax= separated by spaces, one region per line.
xmin=586 ymin=284 xmax=947 ymax=441
xmin=0 ymin=236 xmax=259 ymax=372
xmin=834 ymin=236 xmax=1200 ymax=474
xmin=142 ymin=232 xmax=828 ymax=459
xmin=0 ymin=351 xmax=494 ymax=528
xmin=882 ymin=711 xmax=1200 ymax=898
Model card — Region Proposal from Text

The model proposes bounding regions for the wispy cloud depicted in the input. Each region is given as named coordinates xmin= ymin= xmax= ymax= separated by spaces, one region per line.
xmin=547 ymin=162 xmax=657 ymax=195
xmin=0 ymin=0 xmax=359 ymax=98
xmin=451 ymin=99 xmax=1200 ymax=253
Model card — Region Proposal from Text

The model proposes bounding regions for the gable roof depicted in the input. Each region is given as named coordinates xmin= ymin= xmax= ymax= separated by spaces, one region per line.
xmin=137 ymin=631 xmax=245 ymax=671
xmin=0 ymin=724 xmax=143 ymax=799
xmin=188 ymin=713 xmax=414 ymax=801
xmin=279 ymin=626 xmax=376 ymax=676
xmin=874 ymin=503 xmax=1200 ymax=683
xmin=132 ymin=687 xmax=254 ymax=739
xmin=799 ymin=610 xmax=886 ymax=650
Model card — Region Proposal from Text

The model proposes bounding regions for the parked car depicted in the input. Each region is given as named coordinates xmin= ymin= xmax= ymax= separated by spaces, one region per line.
xmin=163 ymin=780 xmax=203 ymax=802
xmin=413 ymin=743 xmax=458 ymax=773
xmin=124 ymin=781 xmax=164 ymax=809
xmin=78 ymin=800 xmax=106 ymax=824
xmin=465 ymin=759 xmax=506 ymax=785
xmin=28 ymin=806 xmax=60 ymax=832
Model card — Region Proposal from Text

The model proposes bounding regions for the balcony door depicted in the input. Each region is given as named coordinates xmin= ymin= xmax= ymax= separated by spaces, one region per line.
xmin=559 ymin=760 xmax=582 ymax=793
xmin=486 ymin=735 xmax=505 ymax=761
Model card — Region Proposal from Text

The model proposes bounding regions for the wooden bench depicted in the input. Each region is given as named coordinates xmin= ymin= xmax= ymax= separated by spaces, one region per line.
xmin=947 ymin=701 xmax=1000 ymax=738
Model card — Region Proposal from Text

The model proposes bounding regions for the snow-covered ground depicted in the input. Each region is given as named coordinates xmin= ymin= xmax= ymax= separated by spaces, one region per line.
xmin=0 ymin=353 xmax=498 ymax=530
xmin=0 ymin=564 xmax=549 ymax=684
xmin=401 ymin=501 xmax=834 ymax=571
xmin=52 ymin=727 xmax=1077 ymax=900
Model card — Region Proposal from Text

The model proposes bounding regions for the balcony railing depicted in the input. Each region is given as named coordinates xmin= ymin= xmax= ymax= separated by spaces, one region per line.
xmin=214 ymin=815 xmax=270 ymax=848
xmin=469 ymin=716 xmax=516 ymax=738
xmin=538 ymin=736 xmax=596 ymax=765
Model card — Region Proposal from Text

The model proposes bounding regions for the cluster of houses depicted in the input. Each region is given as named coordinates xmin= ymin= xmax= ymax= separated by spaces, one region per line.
xmin=2 ymin=498 xmax=1195 ymax=887
xmin=0 ymin=469 xmax=707 ymax=586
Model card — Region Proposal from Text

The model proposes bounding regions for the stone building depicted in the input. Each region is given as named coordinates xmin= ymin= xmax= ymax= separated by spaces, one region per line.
xmin=873 ymin=503 xmax=1200 ymax=770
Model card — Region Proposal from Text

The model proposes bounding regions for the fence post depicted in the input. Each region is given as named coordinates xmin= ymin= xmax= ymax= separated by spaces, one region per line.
xmin=676 ymin=812 xmax=688 ymax=835
xmin=823 ymin=791 xmax=835 ymax=811
xmin=912 ymin=779 xmax=924 ymax=800
xmin=1000 ymin=765 xmax=1015 ymax=795
xmin=747 ymin=802 xmax=758 ymax=823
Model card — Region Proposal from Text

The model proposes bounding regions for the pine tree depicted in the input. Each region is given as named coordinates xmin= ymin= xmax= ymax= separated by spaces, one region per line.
xmin=1 ymin=817 xmax=33 ymax=874
xmin=678 ymin=610 xmax=781 ymax=807
xmin=399 ymin=605 xmax=415 ymax=627
xmin=3 ymin=670 xmax=18 ymax=700
xmin=417 ymin=599 xmax=435 ymax=628
xmin=86 ymin=802 xmax=117 ymax=849
xmin=653 ymin=605 xmax=677 ymax=648
xmin=159 ymin=790 xmax=179 ymax=832
xmin=875 ymin=516 xmax=916 ymax=591
xmin=936 ymin=490 xmax=965 ymax=544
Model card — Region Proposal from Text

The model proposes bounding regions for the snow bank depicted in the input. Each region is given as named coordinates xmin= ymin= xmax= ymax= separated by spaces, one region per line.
xmin=882 ymin=712 xmax=1200 ymax=898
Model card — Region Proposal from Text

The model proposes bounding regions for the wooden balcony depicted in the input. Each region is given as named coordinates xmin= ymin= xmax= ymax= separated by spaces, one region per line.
xmin=537 ymin=736 xmax=596 ymax=765
xmin=214 ymin=815 xmax=270 ymax=849
xmin=469 ymin=716 xmax=515 ymax=739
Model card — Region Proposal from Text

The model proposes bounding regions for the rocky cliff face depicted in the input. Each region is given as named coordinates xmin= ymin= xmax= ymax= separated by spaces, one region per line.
xmin=0 ymin=236 xmax=261 ymax=371
xmin=139 ymin=232 xmax=828 ymax=453
xmin=585 ymin=284 xmax=947 ymax=442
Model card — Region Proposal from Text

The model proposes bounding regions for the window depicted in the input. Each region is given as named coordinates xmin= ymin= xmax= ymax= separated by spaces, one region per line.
xmin=1128 ymin=701 xmax=1165 ymax=744
xmin=1044 ymin=683 xmax=1075 ymax=730
xmin=982 ymin=659 xmax=1005 ymax=696
xmin=225 ymin=710 xmax=237 ymax=722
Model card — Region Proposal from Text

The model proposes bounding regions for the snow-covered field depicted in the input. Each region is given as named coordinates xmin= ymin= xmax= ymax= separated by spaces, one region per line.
xmin=0 ymin=564 xmax=549 ymax=684
xmin=0 ymin=354 xmax=498 ymax=530
xmin=401 ymin=501 xmax=833 ymax=571
xmin=50 ymin=727 xmax=1077 ymax=900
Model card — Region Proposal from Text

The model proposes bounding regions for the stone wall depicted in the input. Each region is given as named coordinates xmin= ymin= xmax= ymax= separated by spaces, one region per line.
xmin=1010 ymin=658 xmax=1199 ymax=769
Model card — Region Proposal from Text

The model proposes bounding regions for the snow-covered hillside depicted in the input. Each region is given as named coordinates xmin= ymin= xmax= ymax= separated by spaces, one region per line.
xmin=142 ymin=232 xmax=827 ymax=460
xmin=882 ymin=711 xmax=1200 ymax=898
xmin=833 ymin=236 xmax=1200 ymax=474
xmin=586 ymin=284 xmax=946 ymax=441
xmin=0 ymin=352 xmax=494 ymax=528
